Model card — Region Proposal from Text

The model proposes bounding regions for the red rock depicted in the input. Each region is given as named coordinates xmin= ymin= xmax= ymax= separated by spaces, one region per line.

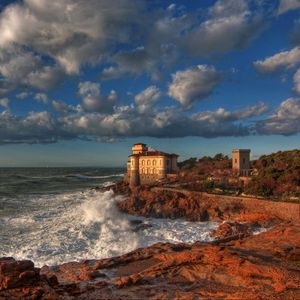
xmin=211 ymin=221 xmax=254 ymax=240
xmin=1 ymin=221 xmax=300 ymax=299
xmin=19 ymin=270 xmax=38 ymax=284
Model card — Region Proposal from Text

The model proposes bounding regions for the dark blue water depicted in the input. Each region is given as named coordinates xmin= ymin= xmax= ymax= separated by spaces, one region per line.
xmin=0 ymin=167 xmax=125 ymax=197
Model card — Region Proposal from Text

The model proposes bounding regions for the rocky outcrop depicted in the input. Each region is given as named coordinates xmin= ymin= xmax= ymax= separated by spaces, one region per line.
xmin=0 ymin=257 xmax=59 ymax=299
xmin=117 ymin=186 xmax=284 ymax=226
xmin=118 ymin=186 xmax=209 ymax=221
xmin=1 ymin=222 xmax=300 ymax=299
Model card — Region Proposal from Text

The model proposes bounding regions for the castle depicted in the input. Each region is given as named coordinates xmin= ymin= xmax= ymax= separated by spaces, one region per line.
xmin=125 ymin=143 xmax=178 ymax=187
xmin=232 ymin=149 xmax=251 ymax=176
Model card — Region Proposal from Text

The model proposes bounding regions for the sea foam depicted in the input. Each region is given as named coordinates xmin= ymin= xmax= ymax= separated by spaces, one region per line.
xmin=1 ymin=188 xmax=218 ymax=267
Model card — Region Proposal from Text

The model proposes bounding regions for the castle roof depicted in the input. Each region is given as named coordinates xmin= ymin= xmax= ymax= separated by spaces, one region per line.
xmin=232 ymin=149 xmax=251 ymax=152
xmin=129 ymin=150 xmax=178 ymax=157
xmin=133 ymin=143 xmax=147 ymax=146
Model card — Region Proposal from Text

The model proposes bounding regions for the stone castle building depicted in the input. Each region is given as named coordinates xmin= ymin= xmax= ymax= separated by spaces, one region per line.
xmin=232 ymin=149 xmax=251 ymax=176
xmin=125 ymin=143 xmax=178 ymax=187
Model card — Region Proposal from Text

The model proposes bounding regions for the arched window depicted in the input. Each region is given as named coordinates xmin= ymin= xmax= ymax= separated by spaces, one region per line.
xmin=142 ymin=160 xmax=145 ymax=166
xmin=153 ymin=160 xmax=156 ymax=166
xmin=153 ymin=168 xmax=156 ymax=174
xmin=142 ymin=168 xmax=145 ymax=174
xmin=147 ymin=160 xmax=150 ymax=166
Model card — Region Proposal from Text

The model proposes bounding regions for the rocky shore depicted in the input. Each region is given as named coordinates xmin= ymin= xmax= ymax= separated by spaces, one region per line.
xmin=1 ymin=182 xmax=300 ymax=299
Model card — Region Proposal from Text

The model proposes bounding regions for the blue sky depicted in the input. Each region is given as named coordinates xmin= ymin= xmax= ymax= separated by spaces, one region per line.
xmin=0 ymin=0 xmax=300 ymax=167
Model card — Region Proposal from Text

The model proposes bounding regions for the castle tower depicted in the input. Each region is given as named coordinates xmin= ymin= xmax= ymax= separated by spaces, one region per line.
xmin=129 ymin=155 xmax=140 ymax=187
xmin=132 ymin=143 xmax=148 ymax=154
xmin=232 ymin=149 xmax=251 ymax=176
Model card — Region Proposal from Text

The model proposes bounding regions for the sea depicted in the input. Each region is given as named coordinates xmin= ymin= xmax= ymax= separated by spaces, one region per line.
xmin=0 ymin=167 xmax=218 ymax=267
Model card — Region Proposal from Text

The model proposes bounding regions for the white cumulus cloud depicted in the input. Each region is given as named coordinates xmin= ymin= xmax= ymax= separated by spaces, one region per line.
xmin=277 ymin=0 xmax=300 ymax=15
xmin=78 ymin=81 xmax=117 ymax=114
xmin=34 ymin=93 xmax=48 ymax=104
xmin=254 ymin=47 xmax=300 ymax=73
xmin=0 ymin=98 xmax=9 ymax=109
xmin=134 ymin=86 xmax=161 ymax=113
xmin=293 ymin=69 xmax=300 ymax=94
xmin=186 ymin=0 xmax=264 ymax=56
xmin=168 ymin=65 xmax=223 ymax=107
xmin=256 ymin=98 xmax=300 ymax=135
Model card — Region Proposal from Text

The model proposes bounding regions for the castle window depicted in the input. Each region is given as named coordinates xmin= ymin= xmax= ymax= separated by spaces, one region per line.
xmin=147 ymin=160 xmax=150 ymax=166
xmin=160 ymin=160 xmax=162 ymax=165
xmin=149 ymin=169 xmax=152 ymax=174
xmin=235 ymin=159 xmax=237 ymax=164
xmin=142 ymin=168 xmax=145 ymax=174
xmin=153 ymin=168 xmax=156 ymax=174
xmin=153 ymin=160 xmax=156 ymax=166
xmin=243 ymin=158 xmax=246 ymax=164
xmin=142 ymin=160 xmax=145 ymax=166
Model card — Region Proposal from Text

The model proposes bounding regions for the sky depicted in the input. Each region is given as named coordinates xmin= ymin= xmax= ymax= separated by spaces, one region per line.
xmin=0 ymin=0 xmax=300 ymax=167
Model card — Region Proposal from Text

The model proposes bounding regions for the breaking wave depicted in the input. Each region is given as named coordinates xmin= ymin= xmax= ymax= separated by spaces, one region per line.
xmin=0 ymin=189 xmax=218 ymax=267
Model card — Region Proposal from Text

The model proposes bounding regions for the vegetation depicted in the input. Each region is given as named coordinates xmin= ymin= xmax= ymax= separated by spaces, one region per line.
xmin=178 ymin=157 xmax=197 ymax=169
xmin=177 ymin=150 xmax=300 ymax=199
xmin=245 ymin=150 xmax=300 ymax=198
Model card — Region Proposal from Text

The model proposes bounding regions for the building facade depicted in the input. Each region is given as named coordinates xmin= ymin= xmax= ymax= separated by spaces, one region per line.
xmin=232 ymin=149 xmax=251 ymax=176
xmin=125 ymin=143 xmax=178 ymax=187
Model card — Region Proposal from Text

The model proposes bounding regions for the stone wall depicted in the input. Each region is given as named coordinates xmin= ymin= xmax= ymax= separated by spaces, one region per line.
xmin=139 ymin=174 xmax=161 ymax=185
xmin=152 ymin=187 xmax=299 ymax=222
xmin=203 ymin=193 xmax=299 ymax=222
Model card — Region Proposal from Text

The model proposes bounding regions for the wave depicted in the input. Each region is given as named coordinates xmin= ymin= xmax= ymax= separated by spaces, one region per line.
xmin=65 ymin=173 xmax=124 ymax=179
xmin=0 ymin=189 xmax=217 ymax=267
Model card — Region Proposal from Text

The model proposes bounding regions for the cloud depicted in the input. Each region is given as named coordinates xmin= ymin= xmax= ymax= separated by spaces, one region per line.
xmin=34 ymin=93 xmax=48 ymax=104
xmin=103 ymin=43 xmax=179 ymax=81
xmin=16 ymin=92 xmax=31 ymax=99
xmin=0 ymin=0 xmax=144 ymax=75
xmin=0 ymin=49 xmax=40 ymax=82
xmin=277 ymin=0 xmax=300 ymax=15
xmin=1 ymin=97 xmax=298 ymax=144
xmin=0 ymin=48 xmax=65 ymax=90
xmin=101 ymin=66 xmax=122 ymax=81
xmin=185 ymin=0 xmax=265 ymax=56
xmin=193 ymin=102 xmax=269 ymax=123
xmin=0 ymin=0 xmax=268 ymax=90
xmin=134 ymin=86 xmax=161 ymax=113
xmin=62 ymin=102 xmax=266 ymax=139
xmin=26 ymin=66 xmax=64 ymax=90
xmin=168 ymin=65 xmax=223 ymax=107
xmin=0 ymin=80 xmax=15 ymax=97
xmin=78 ymin=81 xmax=117 ymax=113
xmin=0 ymin=97 xmax=9 ymax=109
xmin=256 ymin=98 xmax=300 ymax=135
xmin=0 ymin=99 xmax=271 ymax=144
xmin=52 ymin=100 xmax=82 ymax=115
xmin=0 ymin=110 xmax=74 ymax=144
xmin=254 ymin=47 xmax=300 ymax=73
xmin=293 ymin=69 xmax=300 ymax=94
xmin=100 ymin=5 xmax=191 ymax=81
